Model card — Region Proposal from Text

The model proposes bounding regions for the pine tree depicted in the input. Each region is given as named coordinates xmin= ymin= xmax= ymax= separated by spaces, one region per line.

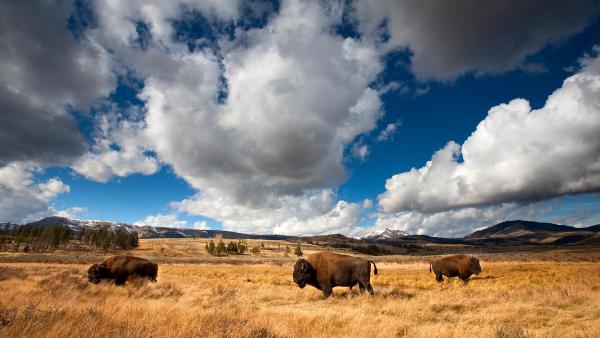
xmin=237 ymin=240 xmax=247 ymax=254
xmin=294 ymin=242 xmax=303 ymax=257
xmin=227 ymin=241 xmax=238 ymax=254
xmin=206 ymin=240 xmax=216 ymax=255
xmin=129 ymin=232 xmax=139 ymax=249
xmin=216 ymin=239 xmax=226 ymax=256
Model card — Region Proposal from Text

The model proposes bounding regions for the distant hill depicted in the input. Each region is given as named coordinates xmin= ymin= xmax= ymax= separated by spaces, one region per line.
xmin=465 ymin=220 xmax=577 ymax=239
xmin=465 ymin=220 xmax=599 ymax=239
xmin=583 ymin=224 xmax=600 ymax=232
xmin=135 ymin=225 xmax=295 ymax=241
xmin=572 ymin=233 xmax=600 ymax=246
xmin=358 ymin=220 xmax=599 ymax=245
xmin=17 ymin=217 xmax=369 ymax=243
xmin=358 ymin=220 xmax=600 ymax=254
xmin=302 ymin=233 xmax=361 ymax=244
xmin=463 ymin=220 xmax=600 ymax=246
xmin=26 ymin=216 xmax=137 ymax=233
xmin=20 ymin=217 xmax=296 ymax=241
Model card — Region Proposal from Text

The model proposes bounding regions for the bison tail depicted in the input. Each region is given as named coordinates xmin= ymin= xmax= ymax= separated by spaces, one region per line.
xmin=369 ymin=261 xmax=378 ymax=275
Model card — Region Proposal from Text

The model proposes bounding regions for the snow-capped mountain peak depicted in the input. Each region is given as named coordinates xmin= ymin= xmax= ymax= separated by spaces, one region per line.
xmin=362 ymin=228 xmax=409 ymax=241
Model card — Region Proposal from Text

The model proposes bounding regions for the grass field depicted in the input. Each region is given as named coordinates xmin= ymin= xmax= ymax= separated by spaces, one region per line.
xmin=1 ymin=239 xmax=599 ymax=338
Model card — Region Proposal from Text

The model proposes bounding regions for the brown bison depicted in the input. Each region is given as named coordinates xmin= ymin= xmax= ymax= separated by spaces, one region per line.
xmin=430 ymin=254 xmax=481 ymax=283
xmin=293 ymin=251 xmax=378 ymax=298
xmin=88 ymin=255 xmax=158 ymax=285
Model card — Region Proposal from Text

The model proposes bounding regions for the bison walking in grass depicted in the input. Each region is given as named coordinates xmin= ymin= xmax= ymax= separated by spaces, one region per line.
xmin=430 ymin=254 xmax=481 ymax=283
xmin=293 ymin=251 xmax=378 ymax=298
xmin=88 ymin=255 xmax=158 ymax=285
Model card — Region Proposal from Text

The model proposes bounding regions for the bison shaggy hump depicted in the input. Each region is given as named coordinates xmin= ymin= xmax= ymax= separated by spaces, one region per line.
xmin=293 ymin=251 xmax=378 ymax=298
xmin=88 ymin=255 xmax=158 ymax=285
xmin=430 ymin=254 xmax=481 ymax=283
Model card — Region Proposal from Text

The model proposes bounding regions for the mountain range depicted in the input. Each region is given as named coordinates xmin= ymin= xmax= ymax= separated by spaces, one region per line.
xmin=463 ymin=220 xmax=600 ymax=246
xmin=2 ymin=217 xmax=599 ymax=249
xmin=465 ymin=220 xmax=599 ymax=239
xmin=8 ymin=216 xmax=295 ymax=241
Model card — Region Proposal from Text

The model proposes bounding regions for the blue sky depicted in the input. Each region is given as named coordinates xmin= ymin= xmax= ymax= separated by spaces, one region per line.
xmin=1 ymin=0 xmax=599 ymax=236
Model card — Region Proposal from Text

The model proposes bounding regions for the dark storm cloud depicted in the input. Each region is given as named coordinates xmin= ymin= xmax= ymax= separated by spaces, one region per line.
xmin=0 ymin=0 xmax=113 ymax=164
xmin=0 ymin=88 xmax=86 ymax=165
xmin=355 ymin=0 xmax=600 ymax=80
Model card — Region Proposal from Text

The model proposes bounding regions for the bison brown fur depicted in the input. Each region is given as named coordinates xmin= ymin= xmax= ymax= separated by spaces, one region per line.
xmin=88 ymin=255 xmax=158 ymax=285
xmin=430 ymin=254 xmax=481 ymax=283
xmin=293 ymin=251 xmax=378 ymax=298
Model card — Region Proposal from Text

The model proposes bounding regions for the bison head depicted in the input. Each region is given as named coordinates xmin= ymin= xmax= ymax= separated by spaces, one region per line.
xmin=293 ymin=259 xmax=315 ymax=289
xmin=87 ymin=263 xmax=109 ymax=284
xmin=469 ymin=257 xmax=481 ymax=275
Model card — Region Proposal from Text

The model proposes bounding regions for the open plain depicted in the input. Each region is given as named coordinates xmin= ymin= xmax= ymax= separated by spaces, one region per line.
xmin=1 ymin=239 xmax=599 ymax=338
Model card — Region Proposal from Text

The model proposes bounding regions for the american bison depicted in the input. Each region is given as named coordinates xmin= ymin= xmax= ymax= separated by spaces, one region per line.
xmin=293 ymin=251 xmax=378 ymax=298
xmin=430 ymin=254 xmax=481 ymax=283
xmin=88 ymin=255 xmax=158 ymax=285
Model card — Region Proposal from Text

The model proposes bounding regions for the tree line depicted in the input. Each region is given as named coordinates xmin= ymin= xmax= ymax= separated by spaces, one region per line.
xmin=0 ymin=223 xmax=138 ymax=252
xmin=313 ymin=241 xmax=391 ymax=256
xmin=205 ymin=239 xmax=304 ymax=257
xmin=205 ymin=239 xmax=248 ymax=256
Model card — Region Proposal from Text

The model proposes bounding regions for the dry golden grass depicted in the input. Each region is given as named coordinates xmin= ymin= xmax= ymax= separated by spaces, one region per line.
xmin=1 ymin=240 xmax=599 ymax=338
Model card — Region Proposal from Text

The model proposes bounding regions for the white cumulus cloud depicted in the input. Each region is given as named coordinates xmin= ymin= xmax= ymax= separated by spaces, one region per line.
xmin=175 ymin=189 xmax=361 ymax=235
xmin=0 ymin=163 xmax=70 ymax=222
xmin=72 ymin=111 xmax=159 ymax=182
xmin=135 ymin=213 xmax=187 ymax=229
xmin=135 ymin=213 xmax=211 ymax=230
xmin=379 ymin=50 xmax=600 ymax=214
xmin=376 ymin=121 xmax=401 ymax=142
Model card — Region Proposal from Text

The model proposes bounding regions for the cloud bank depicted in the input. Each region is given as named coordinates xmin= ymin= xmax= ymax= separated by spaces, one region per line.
xmin=0 ymin=163 xmax=70 ymax=222
xmin=379 ymin=48 xmax=600 ymax=214
xmin=354 ymin=0 xmax=600 ymax=80
xmin=174 ymin=189 xmax=361 ymax=235
xmin=0 ymin=0 xmax=114 ymax=165
xmin=135 ymin=213 xmax=209 ymax=230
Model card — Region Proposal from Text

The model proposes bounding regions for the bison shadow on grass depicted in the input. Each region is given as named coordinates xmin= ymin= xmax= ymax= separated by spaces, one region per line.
xmin=88 ymin=255 xmax=158 ymax=285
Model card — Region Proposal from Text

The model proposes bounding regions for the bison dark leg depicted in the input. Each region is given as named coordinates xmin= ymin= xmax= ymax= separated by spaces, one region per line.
xmin=365 ymin=282 xmax=374 ymax=296
xmin=460 ymin=273 xmax=471 ymax=284
xmin=358 ymin=282 xmax=366 ymax=293
xmin=114 ymin=276 xmax=127 ymax=285
xmin=435 ymin=273 xmax=443 ymax=283
xmin=321 ymin=283 xmax=333 ymax=298
xmin=349 ymin=281 xmax=358 ymax=292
